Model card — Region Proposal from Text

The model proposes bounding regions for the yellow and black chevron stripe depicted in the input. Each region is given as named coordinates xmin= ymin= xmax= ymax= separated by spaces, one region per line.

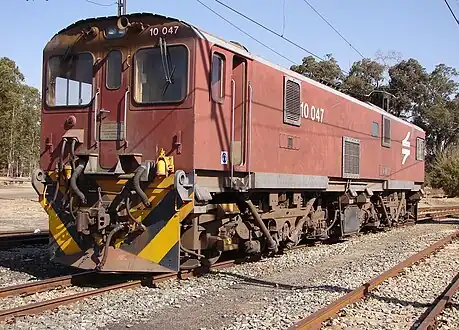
xmin=40 ymin=186 xmax=82 ymax=257
xmin=116 ymin=174 xmax=194 ymax=271
xmin=39 ymin=172 xmax=194 ymax=272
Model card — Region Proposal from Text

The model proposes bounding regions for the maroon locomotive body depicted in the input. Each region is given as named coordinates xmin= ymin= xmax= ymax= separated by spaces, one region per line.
xmin=33 ymin=13 xmax=425 ymax=273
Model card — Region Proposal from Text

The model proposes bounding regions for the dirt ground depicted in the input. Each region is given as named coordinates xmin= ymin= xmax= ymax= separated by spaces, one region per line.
xmin=0 ymin=182 xmax=47 ymax=232
xmin=419 ymin=186 xmax=459 ymax=207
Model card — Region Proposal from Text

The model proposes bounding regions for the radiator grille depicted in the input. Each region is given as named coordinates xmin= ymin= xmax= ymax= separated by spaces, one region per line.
xmin=283 ymin=78 xmax=301 ymax=126
xmin=343 ymin=137 xmax=360 ymax=178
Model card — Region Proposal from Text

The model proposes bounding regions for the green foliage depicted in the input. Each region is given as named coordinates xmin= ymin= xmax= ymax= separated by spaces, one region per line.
xmin=341 ymin=58 xmax=385 ymax=98
xmin=290 ymin=54 xmax=344 ymax=86
xmin=0 ymin=57 xmax=40 ymax=177
xmin=428 ymin=146 xmax=459 ymax=196
xmin=387 ymin=58 xmax=429 ymax=118
xmin=291 ymin=51 xmax=459 ymax=194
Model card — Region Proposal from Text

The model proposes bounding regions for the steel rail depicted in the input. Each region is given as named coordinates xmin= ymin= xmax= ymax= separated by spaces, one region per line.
xmin=0 ymin=259 xmax=237 ymax=323
xmin=0 ymin=205 xmax=458 ymax=323
xmin=0 ymin=271 xmax=96 ymax=299
xmin=0 ymin=280 xmax=143 ymax=322
xmin=415 ymin=271 xmax=459 ymax=329
xmin=288 ymin=231 xmax=459 ymax=330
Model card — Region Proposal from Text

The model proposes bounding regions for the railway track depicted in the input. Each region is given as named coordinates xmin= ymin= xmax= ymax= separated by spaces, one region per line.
xmin=0 ymin=259 xmax=237 ymax=323
xmin=418 ymin=205 xmax=459 ymax=221
xmin=0 ymin=205 xmax=458 ymax=324
xmin=288 ymin=231 xmax=459 ymax=330
xmin=0 ymin=230 xmax=49 ymax=249
xmin=416 ymin=272 xmax=459 ymax=329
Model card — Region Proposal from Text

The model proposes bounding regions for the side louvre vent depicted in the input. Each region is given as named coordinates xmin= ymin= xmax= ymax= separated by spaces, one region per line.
xmin=342 ymin=137 xmax=360 ymax=179
xmin=283 ymin=77 xmax=301 ymax=126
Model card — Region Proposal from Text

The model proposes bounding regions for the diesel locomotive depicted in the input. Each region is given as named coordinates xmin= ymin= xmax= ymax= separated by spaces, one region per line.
xmin=32 ymin=13 xmax=426 ymax=273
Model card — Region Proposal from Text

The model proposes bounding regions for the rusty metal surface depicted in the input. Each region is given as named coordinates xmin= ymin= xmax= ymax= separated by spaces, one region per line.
xmin=0 ymin=258 xmax=237 ymax=323
xmin=418 ymin=206 xmax=459 ymax=221
xmin=0 ymin=280 xmax=143 ymax=323
xmin=288 ymin=231 xmax=459 ymax=330
xmin=416 ymin=272 xmax=459 ymax=330
xmin=0 ymin=271 xmax=95 ymax=299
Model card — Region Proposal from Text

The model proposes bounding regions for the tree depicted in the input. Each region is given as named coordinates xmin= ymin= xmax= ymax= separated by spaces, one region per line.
xmin=0 ymin=57 xmax=40 ymax=177
xmin=290 ymin=54 xmax=344 ymax=87
xmin=385 ymin=58 xmax=430 ymax=118
xmin=428 ymin=145 xmax=459 ymax=196
xmin=413 ymin=64 xmax=459 ymax=161
xmin=341 ymin=58 xmax=385 ymax=101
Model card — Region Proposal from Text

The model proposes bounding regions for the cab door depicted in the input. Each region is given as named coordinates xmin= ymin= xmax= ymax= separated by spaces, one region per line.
xmin=230 ymin=54 xmax=250 ymax=178
xmin=97 ymin=48 xmax=130 ymax=169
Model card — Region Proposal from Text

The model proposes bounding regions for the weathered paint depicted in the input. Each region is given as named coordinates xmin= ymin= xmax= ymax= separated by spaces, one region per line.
xmin=192 ymin=37 xmax=425 ymax=184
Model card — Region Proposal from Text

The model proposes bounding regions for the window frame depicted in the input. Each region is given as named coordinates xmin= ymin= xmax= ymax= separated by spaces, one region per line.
xmin=371 ymin=121 xmax=379 ymax=137
xmin=283 ymin=76 xmax=302 ymax=127
xmin=45 ymin=51 xmax=95 ymax=110
xmin=416 ymin=137 xmax=426 ymax=161
xmin=381 ymin=115 xmax=391 ymax=147
xmin=211 ymin=52 xmax=225 ymax=103
xmin=131 ymin=43 xmax=190 ymax=106
xmin=105 ymin=50 xmax=123 ymax=90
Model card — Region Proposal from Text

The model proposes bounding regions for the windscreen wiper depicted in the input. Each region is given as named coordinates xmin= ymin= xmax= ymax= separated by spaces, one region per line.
xmin=159 ymin=37 xmax=176 ymax=96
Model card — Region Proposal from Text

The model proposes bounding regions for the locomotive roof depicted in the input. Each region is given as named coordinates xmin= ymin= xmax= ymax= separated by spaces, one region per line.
xmin=54 ymin=12 xmax=424 ymax=133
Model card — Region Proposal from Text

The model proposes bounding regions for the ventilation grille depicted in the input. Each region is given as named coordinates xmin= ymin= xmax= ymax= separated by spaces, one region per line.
xmin=343 ymin=137 xmax=360 ymax=178
xmin=283 ymin=78 xmax=301 ymax=126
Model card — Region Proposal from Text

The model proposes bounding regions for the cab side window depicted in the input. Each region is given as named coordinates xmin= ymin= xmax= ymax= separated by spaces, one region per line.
xmin=211 ymin=53 xmax=225 ymax=103
xmin=106 ymin=50 xmax=122 ymax=90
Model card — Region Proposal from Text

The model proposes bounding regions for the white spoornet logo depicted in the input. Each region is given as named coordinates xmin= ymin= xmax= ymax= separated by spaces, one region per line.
xmin=402 ymin=132 xmax=411 ymax=165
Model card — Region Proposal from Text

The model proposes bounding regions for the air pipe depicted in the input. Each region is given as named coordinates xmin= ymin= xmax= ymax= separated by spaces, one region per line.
xmin=70 ymin=163 xmax=86 ymax=204
xmin=133 ymin=165 xmax=151 ymax=208
xmin=124 ymin=194 xmax=146 ymax=231
xmin=51 ymin=138 xmax=68 ymax=204
xmin=97 ymin=224 xmax=125 ymax=271
xmin=288 ymin=197 xmax=316 ymax=245
xmin=245 ymin=199 xmax=278 ymax=253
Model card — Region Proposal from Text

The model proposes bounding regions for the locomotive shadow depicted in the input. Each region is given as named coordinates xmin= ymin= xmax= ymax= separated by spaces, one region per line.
xmin=0 ymin=245 xmax=143 ymax=288
xmin=212 ymin=270 xmax=432 ymax=310
xmin=0 ymin=244 xmax=82 ymax=282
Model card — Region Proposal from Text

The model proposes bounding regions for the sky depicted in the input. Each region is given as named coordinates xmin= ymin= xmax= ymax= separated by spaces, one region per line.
xmin=2 ymin=0 xmax=459 ymax=89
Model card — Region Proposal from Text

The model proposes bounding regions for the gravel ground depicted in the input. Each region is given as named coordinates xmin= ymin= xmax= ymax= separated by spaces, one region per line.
xmin=0 ymin=245 xmax=76 ymax=288
xmin=0 ymin=222 xmax=457 ymax=330
xmin=437 ymin=291 xmax=459 ymax=329
xmin=0 ymin=286 xmax=96 ymax=311
xmin=321 ymin=240 xmax=459 ymax=330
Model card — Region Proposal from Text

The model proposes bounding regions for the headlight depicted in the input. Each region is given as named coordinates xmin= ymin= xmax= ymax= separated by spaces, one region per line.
xmin=104 ymin=26 xmax=126 ymax=39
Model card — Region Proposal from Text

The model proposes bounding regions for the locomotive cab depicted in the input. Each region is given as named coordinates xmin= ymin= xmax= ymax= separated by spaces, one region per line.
xmin=33 ymin=14 xmax=202 ymax=273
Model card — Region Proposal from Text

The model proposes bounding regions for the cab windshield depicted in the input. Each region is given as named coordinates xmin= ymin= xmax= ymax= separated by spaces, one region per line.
xmin=46 ymin=53 xmax=93 ymax=107
xmin=133 ymin=44 xmax=188 ymax=104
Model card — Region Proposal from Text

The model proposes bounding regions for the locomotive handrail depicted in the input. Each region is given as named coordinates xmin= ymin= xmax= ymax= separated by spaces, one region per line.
xmin=124 ymin=88 xmax=129 ymax=146
xmin=93 ymin=88 xmax=100 ymax=147
xmin=231 ymin=78 xmax=235 ymax=188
